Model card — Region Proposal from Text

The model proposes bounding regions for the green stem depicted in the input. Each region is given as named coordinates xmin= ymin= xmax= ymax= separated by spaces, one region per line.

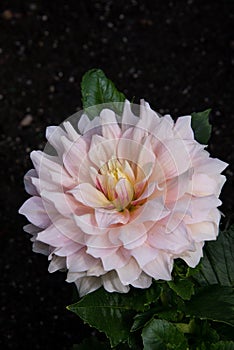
xmin=160 ymin=284 xmax=169 ymax=308
xmin=175 ymin=319 xmax=196 ymax=334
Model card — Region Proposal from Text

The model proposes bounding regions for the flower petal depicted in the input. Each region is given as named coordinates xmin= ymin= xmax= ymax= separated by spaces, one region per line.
xmin=46 ymin=125 xmax=66 ymax=158
xmin=148 ymin=220 xmax=193 ymax=254
xmin=75 ymin=276 xmax=102 ymax=296
xmin=100 ymin=108 xmax=121 ymax=139
xmin=24 ymin=169 xmax=39 ymax=196
xmin=121 ymin=100 xmax=139 ymax=131
xmin=187 ymin=221 xmax=218 ymax=242
xmin=131 ymin=243 xmax=159 ymax=268
xmin=19 ymin=196 xmax=51 ymax=229
xmin=156 ymin=139 xmax=192 ymax=179
xmin=143 ymin=251 xmax=173 ymax=280
xmin=131 ymin=272 xmax=152 ymax=289
xmin=117 ymin=257 xmax=141 ymax=285
xmin=114 ymin=178 xmax=134 ymax=210
xmin=95 ymin=208 xmax=130 ymax=228
xmin=67 ymin=248 xmax=98 ymax=272
xmin=173 ymin=116 xmax=194 ymax=139
xmin=118 ymin=223 xmax=147 ymax=249
xmin=88 ymin=134 xmax=118 ymax=169
xmin=181 ymin=242 xmax=204 ymax=268
xmin=70 ymin=183 xmax=111 ymax=208
xmin=132 ymin=196 xmax=170 ymax=224
xmin=101 ymin=248 xmax=129 ymax=271
xmin=48 ymin=256 xmax=66 ymax=273
xmin=102 ymin=271 xmax=130 ymax=293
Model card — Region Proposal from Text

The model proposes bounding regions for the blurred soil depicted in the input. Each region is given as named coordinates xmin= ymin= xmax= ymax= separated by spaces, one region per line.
xmin=0 ymin=0 xmax=233 ymax=349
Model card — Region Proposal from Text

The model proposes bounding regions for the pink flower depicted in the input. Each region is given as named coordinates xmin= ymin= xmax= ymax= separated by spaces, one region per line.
xmin=19 ymin=101 xmax=227 ymax=296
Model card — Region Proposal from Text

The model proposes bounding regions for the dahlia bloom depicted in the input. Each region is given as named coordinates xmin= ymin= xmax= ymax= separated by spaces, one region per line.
xmin=19 ymin=101 xmax=227 ymax=296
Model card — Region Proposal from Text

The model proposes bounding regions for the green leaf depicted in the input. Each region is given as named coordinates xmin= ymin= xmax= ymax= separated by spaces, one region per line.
xmin=167 ymin=279 xmax=195 ymax=300
xmin=131 ymin=308 xmax=159 ymax=332
xmin=142 ymin=319 xmax=188 ymax=350
xmin=157 ymin=310 xmax=183 ymax=323
xmin=67 ymin=285 xmax=161 ymax=347
xmin=191 ymin=109 xmax=212 ymax=144
xmin=211 ymin=341 xmax=234 ymax=350
xmin=81 ymin=69 xmax=126 ymax=117
xmin=185 ymin=285 xmax=234 ymax=326
xmin=193 ymin=226 xmax=234 ymax=287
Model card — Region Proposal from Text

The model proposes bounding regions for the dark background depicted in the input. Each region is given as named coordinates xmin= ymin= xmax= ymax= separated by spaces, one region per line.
xmin=0 ymin=0 xmax=233 ymax=349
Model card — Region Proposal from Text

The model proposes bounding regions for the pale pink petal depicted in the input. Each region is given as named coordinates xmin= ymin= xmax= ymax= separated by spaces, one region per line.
xmin=193 ymin=157 xmax=228 ymax=175
xmin=100 ymin=108 xmax=121 ymax=139
xmin=46 ymin=125 xmax=67 ymax=158
xmin=122 ymin=159 xmax=135 ymax=183
xmin=131 ymin=272 xmax=152 ymax=289
xmin=40 ymin=190 xmax=77 ymax=217
xmin=32 ymin=240 xmax=49 ymax=255
xmin=155 ymin=139 xmax=192 ymax=179
xmin=117 ymin=257 xmax=141 ymax=285
xmin=207 ymin=207 xmax=221 ymax=226
xmin=70 ymin=183 xmax=111 ymax=208
xmin=108 ymin=227 xmax=124 ymax=246
xmin=40 ymin=217 xmax=85 ymax=245
xmin=189 ymin=173 xmax=226 ymax=197
xmin=63 ymin=121 xmax=80 ymax=142
xmin=75 ymin=276 xmax=102 ymax=296
xmin=130 ymin=243 xmax=160 ymax=268
xmin=86 ymin=233 xmax=114 ymax=252
xmin=61 ymin=135 xmax=90 ymax=180
xmin=55 ymin=242 xmax=82 ymax=257
xmin=166 ymin=194 xmax=192 ymax=218
xmin=95 ymin=173 xmax=108 ymax=197
xmin=95 ymin=208 xmax=129 ymax=228
xmin=48 ymin=169 xmax=76 ymax=189
xmin=187 ymin=221 xmax=218 ymax=242
xmin=131 ymin=181 xmax=157 ymax=205
xmin=37 ymin=224 xmax=70 ymax=246
xmin=132 ymin=197 xmax=170 ymax=224
xmin=151 ymin=114 xmax=174 ymax=141
xmin=101 ymin=248 xmax=129 ymax=271
xmin=102 ymin=271 xmax=130 ymax=293
xmin=19 ymin=196 xmax=50 ymax=229
xmin=24 ymin=169 xmax=39 ymax=196
xmin=181 ymin=242 xmax=204 ymax=268
xmin=118 ymin=223 xmax=147 ymax=249
xmin=114 ymin=178 xmax=134 ymax=210
xmin=78 ymin=115 xmax=101 ymax=136
xmin=148 ymin=220 xmax=193 ymax=254
xmin=23 ymin=223 xmax=41 ymax=234
xmin=143 ymin=251 xmax=173 ymax=280
xmin=86 ymin=263 xmax=106 ymax=277
xmin=31 ymin=176 xmax=60 ymax=194
xmin=121 ymin=100 xmax=139 ymax=132
xmin=173 ymin=116 xmax=194 ymax=139
xmin=165 ymin=169 xmax=193 ymax=203
xmin=30 ymin=151 xmax=61 ymax=179
xmin=117 ymin=137 xmax=155 ymax=171
xmin=88 ymin=134 xmax=118 ymax=168
xmin=134 ymin=162 xmax=155 ymax=196
xmin=77 ymin=114 xmax=91 ymax=134
xmin=137 ymin=99 xmax=160 ymax=133
xmin=67 ymin=248 xmax=98 ymax=272
xmin=48 ymin=256 xmax=66 ymax=273
xmin=74 ymin=213 xmax=108 ymax=235
xmin=66 ymin=271 xmax=86 ymax=283
xmin=185 ymin=195 xmax=222 ymax=224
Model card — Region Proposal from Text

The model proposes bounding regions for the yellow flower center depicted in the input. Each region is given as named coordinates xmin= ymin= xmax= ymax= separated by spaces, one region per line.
xmin=99 ymin=157 xmax=135 ymax=210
